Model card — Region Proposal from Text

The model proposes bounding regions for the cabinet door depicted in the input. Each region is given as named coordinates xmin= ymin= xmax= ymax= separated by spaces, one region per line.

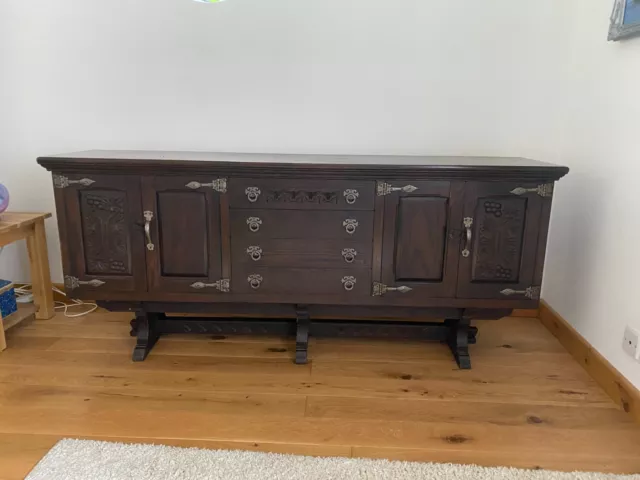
xmin=456 ymin=182 xmax=544 ymax=299
xmin=59 ymin=174 xmax=147 ymax=294
xmin=142 ymin=177 xmax=224 ymax=293
xmin=380 ymin=181 xmax=463 ymax=299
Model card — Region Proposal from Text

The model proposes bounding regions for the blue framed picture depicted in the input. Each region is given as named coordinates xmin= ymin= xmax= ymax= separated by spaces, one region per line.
xmin=609 ymin=0 xmax=640 ymax=40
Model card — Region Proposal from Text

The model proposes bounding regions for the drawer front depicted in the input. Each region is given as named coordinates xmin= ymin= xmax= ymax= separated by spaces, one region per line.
xmin=232 ymin=267 xmax=371 ymax=296
xmin=232 ymin=239 xmax=372 ymax=268
xmin=228 ymin=178 xmax=375 ymax=210
xmin=231 ymin=210 xmax=374 ymax=241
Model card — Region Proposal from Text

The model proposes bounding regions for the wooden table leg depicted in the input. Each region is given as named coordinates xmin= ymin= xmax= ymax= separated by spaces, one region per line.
xmin=26 ymin=220 xmax=55 ymax=320
xmin=0 ymin=315 xmax=6 ymax=352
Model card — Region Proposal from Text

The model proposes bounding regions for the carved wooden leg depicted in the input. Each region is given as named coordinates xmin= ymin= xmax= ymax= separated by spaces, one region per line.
xmin=132 ymin=312 xmax=160 ymax=362
xmin=295 ymin=305 xmax=310 ymax=365
xmin=446 ymin=317 xmax=472 ymax=369
xmin=468 ymin=326 xmax=478 ymax=345
xmin=129 ymin=316 xmax=139 ymax=337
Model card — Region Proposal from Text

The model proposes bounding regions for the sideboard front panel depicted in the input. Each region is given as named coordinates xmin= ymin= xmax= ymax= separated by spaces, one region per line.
xmin=456 ymin=182 xmax=543 ymax=300
xmin=380 ymin=181 xmax=463 ymax=300
xmin=228 ymin=179 xmax=375 ymax=210
xmin=142 ymin=177 xmax=224 ymax=294
xmin=60 ymin=174 xmax=147 ymax=294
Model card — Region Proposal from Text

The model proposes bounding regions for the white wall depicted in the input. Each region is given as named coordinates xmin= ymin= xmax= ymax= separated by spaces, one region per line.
xmin=543 ymin=0 xmax=640 ymax=389
xmin=0 ymin=0 xmax=567 ymax=282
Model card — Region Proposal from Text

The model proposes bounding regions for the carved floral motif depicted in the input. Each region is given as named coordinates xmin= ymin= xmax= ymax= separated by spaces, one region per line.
xmin=266 ymin=190 xmax=339 ymax=204
xmin=80 ymin=192 xmax=131 ymax=275
xmin=473 ymin=198 xmax=526 ymax=282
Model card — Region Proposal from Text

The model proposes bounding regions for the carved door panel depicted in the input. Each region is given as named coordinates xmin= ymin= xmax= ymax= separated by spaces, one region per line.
xmin=142 ymin=177 xmax=225 ymax=294
xmin=380 ymin=181 xmax=463 ymax=300
xmin=456 ymin=182 xmax=545 ymax=300
xmin=59 ymin=174 xmax=147 ymax=294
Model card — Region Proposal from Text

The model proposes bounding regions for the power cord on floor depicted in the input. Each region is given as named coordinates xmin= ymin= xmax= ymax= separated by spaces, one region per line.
xmin=14 ymin=284 xmax=98 ymax=318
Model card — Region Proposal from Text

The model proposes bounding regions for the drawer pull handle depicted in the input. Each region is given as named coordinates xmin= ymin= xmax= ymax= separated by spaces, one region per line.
xmin=461 ymin=217 xmax=473 ymax=258
xmin=190 ymin=279 xmax=230 ymax=293
xmin=247 ymin=246 xmax=262 ymax=261
xmin=144 ymin=211 xmax=155 ymax=251
xmin=343 ymin=189 xmax=359 ymax=205
xmin=245 ymin=187 xmax=261 ymax=203
xmin=342 ymin=276 xmax=357 ymax=292
xmin=64 ymin=275 xmax=105 ymax=290
xmin=247 ymin=217 xmax=262 ymax=233
xmin=343 ymin=219 xmax=359 ymax=235
xmin=341 ymin=248 xmax=357 ymax=264
xmin=248 ymin=274 xmax=263 ymax=290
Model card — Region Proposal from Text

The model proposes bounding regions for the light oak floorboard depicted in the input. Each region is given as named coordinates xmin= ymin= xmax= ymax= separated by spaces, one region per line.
xmin=1 ymin=313 xmax=639 ymax=478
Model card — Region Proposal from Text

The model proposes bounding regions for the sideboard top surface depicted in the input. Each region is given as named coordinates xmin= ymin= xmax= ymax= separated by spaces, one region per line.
xmin=38 ymin=150 xmax=569 ymax=181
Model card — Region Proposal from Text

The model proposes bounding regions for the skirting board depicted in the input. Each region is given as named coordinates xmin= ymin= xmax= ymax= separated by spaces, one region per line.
xmin=539 ymin=300 xmax=640 ymax=424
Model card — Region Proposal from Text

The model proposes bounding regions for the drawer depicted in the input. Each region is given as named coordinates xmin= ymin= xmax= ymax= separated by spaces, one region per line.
xmin=231 ymin=267 xmax=372 ymax=296
xmin=232 ymin=239 xmax=372 ymax=268
xmin=228 ymin=178 xmax=375 ymax=210
xmin=231 ymin=210 xmax=374 ymax=240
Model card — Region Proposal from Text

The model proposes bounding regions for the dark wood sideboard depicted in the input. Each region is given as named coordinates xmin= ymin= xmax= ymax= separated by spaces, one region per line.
xmin=38 ymin=151 xmax=568 ymax=368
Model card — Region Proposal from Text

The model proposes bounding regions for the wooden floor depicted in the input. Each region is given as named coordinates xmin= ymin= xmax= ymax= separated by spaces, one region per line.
xmin=1 ymin=312 xmax=639 ymax=479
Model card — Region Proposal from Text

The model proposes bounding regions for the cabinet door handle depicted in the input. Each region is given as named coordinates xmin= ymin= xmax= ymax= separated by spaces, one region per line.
xmin=343 ymin=219 xmax=359 ymax=235
xmin=461 ymin=217 xmax=473 ymax=258
xmin=247 ymin=246 xmax=262 ymax=261
xmin=245 ymin=187 xmax=261 ymax=203
xmin=342 ymin=276 xmax=357 ymax=291
xmin=247 ymin=217 xmax=262 ymax=233
xmin=144 ymin=211 xmax=155 ymax=251
xmin=248 ymin=274 xmax=263 ymax=290
xmin=341 ymin=248 xmax=357 ymax=263
xmin=343 ymin=189 xmax=359 ymax=205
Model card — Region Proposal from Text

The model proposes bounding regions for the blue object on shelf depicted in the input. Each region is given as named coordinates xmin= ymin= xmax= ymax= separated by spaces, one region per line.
xmin=0 ymin=279 xmax=18 ymax=319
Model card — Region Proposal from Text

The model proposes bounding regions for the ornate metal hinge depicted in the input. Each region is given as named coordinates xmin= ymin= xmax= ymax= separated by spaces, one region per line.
xmin=510 ymin=183 xmax=554 ymax=198
xmin=185 ymin=178 xmax=227 ymax=193
xmin=372 ymin=282 xmax=413 ymax=296
xmin=500 ymin=286 xmax=541 ymax=300
xmin=376 ymin=182 xmax=419 ymax=196
xmin=53 ymin=175 xmax=96 ymax=189
xmin=64 ymin=275 xmax=106 ymax=290
xmin=190 ymin=279 xmax=230 ymax=292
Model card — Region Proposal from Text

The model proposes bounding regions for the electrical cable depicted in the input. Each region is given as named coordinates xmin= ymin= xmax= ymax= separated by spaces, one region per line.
xmin=14 ymin=284 xmax=98 ymax=318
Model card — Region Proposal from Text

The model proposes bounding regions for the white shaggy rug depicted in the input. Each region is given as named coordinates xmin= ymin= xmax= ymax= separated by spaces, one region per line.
xmin=26 ymin=439 xmax=640 ymax=480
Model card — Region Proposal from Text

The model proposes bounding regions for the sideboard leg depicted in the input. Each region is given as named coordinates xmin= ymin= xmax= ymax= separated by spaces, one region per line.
xmin=129 ymin=317 xmax=138 ymax=337
xmin=295 ymin=305 xmax=310 ymax=365
xmin=468 ymin=326 xmax=478 ymax=345
xmin=446 ymin=317 xmax=472 ymax=370
xmin=132 ymin=312 xmax=160 ymax=362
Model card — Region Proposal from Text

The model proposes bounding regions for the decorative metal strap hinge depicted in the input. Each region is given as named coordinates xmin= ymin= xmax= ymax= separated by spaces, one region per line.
xmin=500 ymin=286 xmax=541 ymax=300
xmin=376 ymin=182 xmax=419 ymax=196
xmin=53 ymin=175 xmax=96 ymax=189
xmin=185 ymin=178 xmax=227 ymax=193
xmin=372 ymin=282 xmax=413 ymax=296
xmin=190 ymin=279 xmax=230 ymax=292
xmin=64 ymin=275 xmax=105 ymax=290
xmin=510 ymin=183 xmax=554 ymax=198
